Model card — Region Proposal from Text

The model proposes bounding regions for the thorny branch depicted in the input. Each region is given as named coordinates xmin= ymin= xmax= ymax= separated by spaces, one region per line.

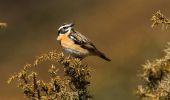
xmin=136 ymin=43 xmax=170 ymax=100
xmin=151 ymin=10 xmax=170 ymax=30
xmin=8 ymin=51 xmax=92 ymax=100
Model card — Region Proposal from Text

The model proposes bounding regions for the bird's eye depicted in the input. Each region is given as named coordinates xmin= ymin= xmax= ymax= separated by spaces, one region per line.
xmin=58 ymin=30 xmax=61 ymax=34
xmin=58 ymin=28 xmax=65 ymax=34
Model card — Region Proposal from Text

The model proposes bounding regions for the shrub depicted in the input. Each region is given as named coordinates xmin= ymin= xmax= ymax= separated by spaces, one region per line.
xmin=8 ymin=51 xmax=92 ymax=100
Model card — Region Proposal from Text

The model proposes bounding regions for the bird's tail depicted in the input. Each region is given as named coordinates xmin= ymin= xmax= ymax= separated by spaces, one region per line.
xmin=95 ymin=50 xmax=111 ymax=62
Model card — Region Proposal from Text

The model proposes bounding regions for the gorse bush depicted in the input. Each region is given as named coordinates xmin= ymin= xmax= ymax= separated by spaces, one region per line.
xmin=8 ymin=51 xmax=92 ymax=100
xmin=137 ymin=43 xmax=170 ymax=99
xmin=151 ymin=10 xmax=170 ymax=30
xmin=137 ymin=11 xmax=170 ymax=100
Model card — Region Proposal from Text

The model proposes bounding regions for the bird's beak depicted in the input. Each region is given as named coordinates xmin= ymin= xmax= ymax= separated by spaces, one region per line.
xmin=69 ymin=23 xmax=75 ymax=27
xmin=57 ymin=35 xmax=62 ymax=41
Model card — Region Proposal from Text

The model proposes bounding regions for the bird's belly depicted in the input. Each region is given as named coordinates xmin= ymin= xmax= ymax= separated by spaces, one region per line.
xmin=60 ymin=35 xmax=90 ymax=58
xmin=63 ymin=47 xmax=89 ymax=58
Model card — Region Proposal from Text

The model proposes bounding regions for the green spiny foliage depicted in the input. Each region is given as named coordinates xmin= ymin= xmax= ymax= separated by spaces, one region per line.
xmin=8 ymin=51 xmax=92 ymax=100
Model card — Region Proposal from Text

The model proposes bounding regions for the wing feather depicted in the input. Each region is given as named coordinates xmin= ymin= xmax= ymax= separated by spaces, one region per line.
xmin=69 ymin=31 xmax=97 ymax=51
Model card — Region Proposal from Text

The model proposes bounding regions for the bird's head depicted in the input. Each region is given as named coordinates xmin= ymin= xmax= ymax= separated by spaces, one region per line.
xmin=57 ymin=23 xmax=74 ymax=41
xmin=57 ymin=23 xmax=74 ymax=36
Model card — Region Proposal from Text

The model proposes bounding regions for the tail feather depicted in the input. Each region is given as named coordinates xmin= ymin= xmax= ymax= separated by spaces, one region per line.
xmin=95 ymin=50 xmax=111 ymax=62
xmin=99 ymin=54 xmax=111 ymax=62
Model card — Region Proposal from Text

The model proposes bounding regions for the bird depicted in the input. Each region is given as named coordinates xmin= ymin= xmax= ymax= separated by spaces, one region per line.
xmin=57 ymin=23 xmax=111 ymax=62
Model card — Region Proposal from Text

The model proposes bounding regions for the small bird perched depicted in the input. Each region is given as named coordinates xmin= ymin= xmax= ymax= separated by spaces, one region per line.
xmin=57 ymin=23 xmax=111 ymax=61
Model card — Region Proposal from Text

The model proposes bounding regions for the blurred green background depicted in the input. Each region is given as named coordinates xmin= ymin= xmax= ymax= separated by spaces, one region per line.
xmin=0 ymin=0 xmax=170 ymax=100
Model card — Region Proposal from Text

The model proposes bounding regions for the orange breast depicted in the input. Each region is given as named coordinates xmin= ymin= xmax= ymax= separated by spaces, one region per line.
xmin=60 ymin=34 xmax=89 ymax=55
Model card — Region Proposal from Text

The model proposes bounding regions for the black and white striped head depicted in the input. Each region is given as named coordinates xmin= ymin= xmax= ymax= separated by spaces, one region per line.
xmin=58 ymin=23 xmax=74 ymax=35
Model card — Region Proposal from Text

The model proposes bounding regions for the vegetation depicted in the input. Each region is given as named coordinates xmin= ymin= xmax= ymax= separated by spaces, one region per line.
xmin=8 ymin=51 xmax=92 ymax=100
xmin=0 ymin=22 xmax=7 ymax=28
xmin=137 ymin=11 xmax=170 ymax=100
xmin=151 ymin=10 xmax=170 ymax=30
xmin=137 ymin=44 xmax=170 ymax=99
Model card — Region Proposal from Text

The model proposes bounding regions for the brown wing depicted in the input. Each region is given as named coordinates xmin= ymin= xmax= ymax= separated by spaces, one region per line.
xmin=68 ymin=31 xmax=97 ymax=52
xmin=69 ymin=31 xmax=111 ymax=61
